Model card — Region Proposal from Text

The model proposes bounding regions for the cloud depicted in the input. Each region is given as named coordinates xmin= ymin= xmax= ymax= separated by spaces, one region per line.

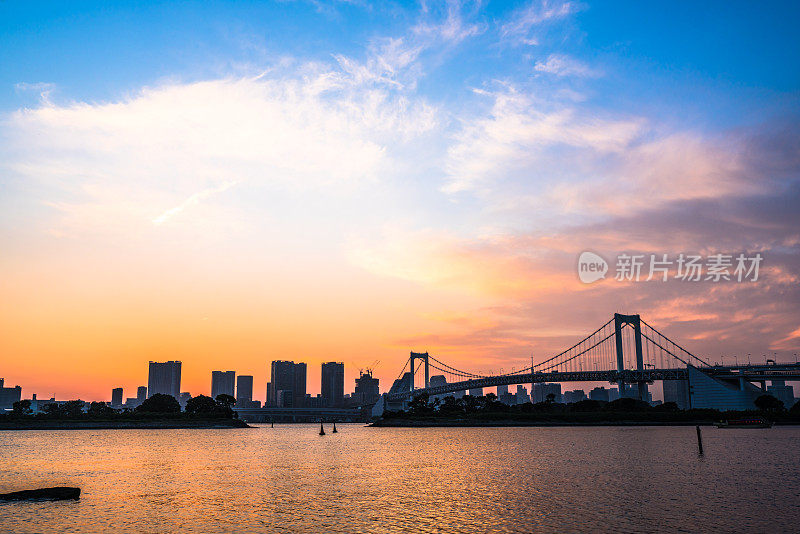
xmin=152 ymin=180 xmax=238 ymax=225
xmin=351 ymin=184 xmax=800 ymax=363
xmin=14 ymin=82 xmax=57 ymax=106
xmin=443 ymin=87 xmax=644 ymax=194
xmin=534 ymin=53 xmax=601 ymax=77
xmin=2 ymin=71 xmax=438 ymax=237
xmin=501 ymin=0 xmax=584 ymax=38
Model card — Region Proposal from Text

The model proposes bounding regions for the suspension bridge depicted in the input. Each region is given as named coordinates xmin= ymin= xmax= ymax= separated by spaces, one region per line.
xmin=383 ymin=313 xmax=800 ymax=406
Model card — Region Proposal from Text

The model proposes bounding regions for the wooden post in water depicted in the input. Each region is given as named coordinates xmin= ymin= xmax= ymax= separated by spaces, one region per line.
xmin=332 ymin=422 xmax=338 ymax=433
xmin=696 ymin=425 xmax=704 ymax=455
xmin=319 ymin=422 xmax=325 ymax=436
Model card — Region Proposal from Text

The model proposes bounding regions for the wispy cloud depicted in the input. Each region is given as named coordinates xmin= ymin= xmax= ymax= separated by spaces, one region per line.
xmin=152 ymin=180 xmax=238 ymax=225
xmin=534 ymin=53 xmax=601 ymax=77
xmin=501 ymin=0 xmax=584 ymax=38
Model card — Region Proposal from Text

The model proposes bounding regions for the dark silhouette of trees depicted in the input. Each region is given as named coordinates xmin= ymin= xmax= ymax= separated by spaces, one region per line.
xmin=185 ymin=395 xmax=218 ymax=415
xmin=653 ymin=401 xmax=680 ymax=412
xmin=754 ymin=394 xmax=784 ymax=413
xmin=439 ymin=395 xmax=463 ymax=414
xmin=136 ymin=393 xmax=180 ymax=414
xmin=791 ymin=400 xmax=800 ymax=416
xmin=570 ymin=399 xmax=601 ymax=412
xmin=11 ymin=399 xmax=32 ymax=417
xmin=87 ymin=401 xmax=115 ymax=418
xmin=408 ymin=392 xmax=435 ymax=415
xmin=605 ymin=398 xmax=650 ymax=412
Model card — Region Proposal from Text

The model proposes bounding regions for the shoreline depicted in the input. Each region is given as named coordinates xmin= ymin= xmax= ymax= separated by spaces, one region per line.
xmin=370 ymin=419 xmax=800 ymax=428
xmin=0 ymin=419 xmax=251 ymax=430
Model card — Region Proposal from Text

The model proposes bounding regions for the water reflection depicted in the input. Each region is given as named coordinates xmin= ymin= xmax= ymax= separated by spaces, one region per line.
xmin=1 ymin=425 xmax=799 ymax=533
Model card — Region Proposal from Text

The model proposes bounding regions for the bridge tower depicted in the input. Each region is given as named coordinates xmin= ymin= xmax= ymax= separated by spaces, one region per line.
xmin=409 ymin=352 xmax=430 ymax=391
xmin=614 ymin=313 xmax=646 ymax=401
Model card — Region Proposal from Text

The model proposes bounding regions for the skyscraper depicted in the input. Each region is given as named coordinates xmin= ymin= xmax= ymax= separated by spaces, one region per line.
xmin=266 ymin=360 xmax=307 ymax=407
xmin=147 ymin=361 xmax=181 ymax=399
xmin=236 ymin=375 xmax=254 ymax=403
xmin=211 ymin=370 xmax=235 ymax=399
xmin=353 ymin=370 xmax=379 ymax=404
xmin=321 ymin=362 xmax=344 ymax=407
xmin=0 ymin=378 xmax=22 ymax=410
xmin=111 ymin=387 xmax=123 ymax=407
xmin=137 ymin=386 xmax=147 ymax=401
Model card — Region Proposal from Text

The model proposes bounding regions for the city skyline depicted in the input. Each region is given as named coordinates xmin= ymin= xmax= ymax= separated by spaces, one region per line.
xmin=1 ymin=1 xmax=799 ymax=402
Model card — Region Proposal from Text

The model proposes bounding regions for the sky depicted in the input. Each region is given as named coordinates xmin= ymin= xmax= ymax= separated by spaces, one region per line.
xmin=1 ymin=0 xmax=799 ymax=402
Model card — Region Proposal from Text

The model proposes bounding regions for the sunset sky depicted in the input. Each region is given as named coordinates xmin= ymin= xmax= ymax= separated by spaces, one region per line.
xmin=1 ymin=1 xmax=799 ymax=402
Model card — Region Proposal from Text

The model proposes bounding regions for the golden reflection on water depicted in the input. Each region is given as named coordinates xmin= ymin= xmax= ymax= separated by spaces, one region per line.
xmin=1 ymin=425 xmax=799 ymax=533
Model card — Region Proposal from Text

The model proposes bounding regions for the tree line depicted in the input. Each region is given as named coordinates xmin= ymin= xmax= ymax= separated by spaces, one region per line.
xmin=2 ymin=394 xmax=239 ymax=421
xmin=380 ymin=392 xmax=800 ymax=423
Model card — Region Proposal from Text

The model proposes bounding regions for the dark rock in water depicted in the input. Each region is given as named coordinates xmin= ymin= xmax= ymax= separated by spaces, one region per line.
xmin=0 ymin=487 xmax=80 ymax=501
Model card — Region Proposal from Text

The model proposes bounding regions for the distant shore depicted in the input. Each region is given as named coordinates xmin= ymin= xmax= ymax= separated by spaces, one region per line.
xmin=0 ymin=419 xmax=251 ymax=430
xmin=370 ymin=419 xmax=720 ymax=427
xmin=370 ymin=418 xmax=800 ymax=427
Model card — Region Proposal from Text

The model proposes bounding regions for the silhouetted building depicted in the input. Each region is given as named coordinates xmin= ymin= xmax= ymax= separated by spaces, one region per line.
xmin=533 ymin=383 xmax=562 ymax=403
xmin=111 ymin=387 xmax=123 ymax=407
xmin=427 ymin=374 xmax=448 ymax=404
xmin=515 ymin=385 xmax=531 ymax=404
xmin=211 ymin=370 xmax=235 ymax=399
xmin=564 ymin=389 xmax=587 ymax=404
xmin=589 ymin=387 xmax=609 ymax=402
xmin=468 ymin=388 xmax=484 ymax=396
xmin=767 ymin=380 xmax=795 ymax=409
xmin=266 ymin=361 xmax=306 ymax=407
xmin=389 ymin=372 xmax=412 ymax=394
xmin=496 ymin=384 xmax=515 ymax=405
xmin=321 ymin=362 xmax=345 ymax=407
xmin=352 ymin=370 xmax=380 ymax=405
xmin=0 ymin=378 xmax=22 ymax=410
xmin=622 ymin=383 xmax=652 ymax=403
xmin=124 ymin=386 xmax=148 ymax=409
xmin=148 ymin=361 xmax=181 ymax=400
xmin=236 ymin=375 xmax=254 ymax=402
xmin=663 ymin=379 xmax=689 ymax=409
xmin=687 ymin=367 xmax=762 ymax=410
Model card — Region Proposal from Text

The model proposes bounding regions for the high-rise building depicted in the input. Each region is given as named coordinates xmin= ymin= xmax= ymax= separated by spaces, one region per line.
xmin=533 ymin=383 xmax=562 ymax=403
xmin=663 ymin=379 xmax=690 ymax=409
xmin=515 ymin=385 xmax=531 ymax=404
xmin=321 ymin=362 xmax=345 ymax=407
xmin=767 ymin=380 xmax=795 ymax=409
xmin=148 ymin=361 xmax=181 ymax=400
xmin=211 ymin=371 xmax=235 ymax=399
xmin=352 ymin=370 xmax=380 ymax=405
xmin=589 ymin=387 xmax=609 ymax=402
xmin=0 ymin=378 xmax=22 ymax=410
xmin=564 ymin=389 xmax=587 ymax=404
xmin=266 ymin=361 xmax=306 ymax=407
xmin=111 ymin=387 xmax=123 ymax=407
xmin=468 ymin=388 xmax=484 ymax=396
xmin=236 ymin=375 xmax=254 ymax=403
xmin=496 ymin=384 xmax=509 ymax=396
xmin=137 ymin=386 xmax=147 ymax=401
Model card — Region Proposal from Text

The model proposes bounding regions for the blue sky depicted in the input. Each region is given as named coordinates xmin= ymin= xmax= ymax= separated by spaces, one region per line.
xmin=1 ymin=1 xmax=799 ymax=399
xmin=2 ymin=1 xmax=798 ymax=116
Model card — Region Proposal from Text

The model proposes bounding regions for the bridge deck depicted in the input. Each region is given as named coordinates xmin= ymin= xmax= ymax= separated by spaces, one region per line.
xmin=387 ymin=364 xmax=800 ymax=401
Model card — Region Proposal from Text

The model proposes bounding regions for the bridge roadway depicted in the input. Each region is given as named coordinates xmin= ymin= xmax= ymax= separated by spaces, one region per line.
xmin=386 ymin=363 xmax=800 ymax=401
xmin=234 ymin=406 xmax=366 ymax=423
